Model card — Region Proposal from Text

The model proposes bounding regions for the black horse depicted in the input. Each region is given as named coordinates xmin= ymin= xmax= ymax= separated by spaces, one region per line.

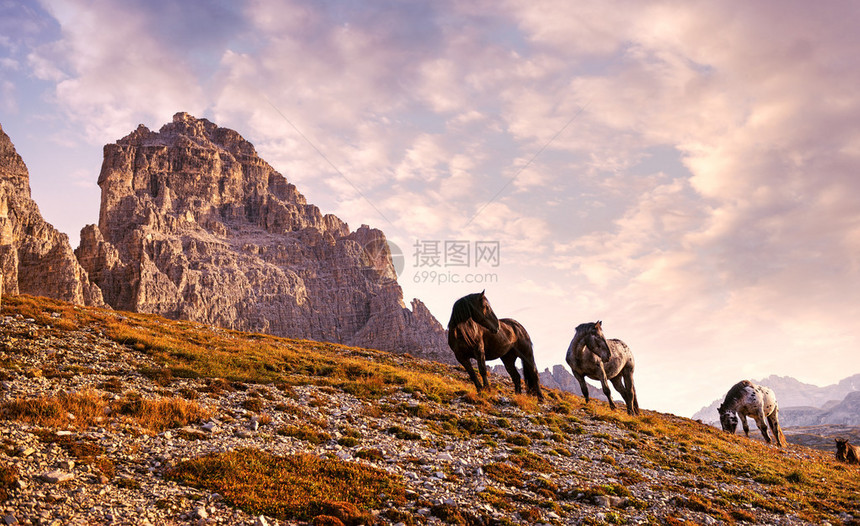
xmin=447 ymin=291 xmax=543 ymax=400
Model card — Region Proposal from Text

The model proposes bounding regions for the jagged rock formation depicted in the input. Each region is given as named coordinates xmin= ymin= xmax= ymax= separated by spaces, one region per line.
xmin=0 ymin=124 xmax=103 ymax=306
xmin=76 ymin=112 xmax=450 ymax=362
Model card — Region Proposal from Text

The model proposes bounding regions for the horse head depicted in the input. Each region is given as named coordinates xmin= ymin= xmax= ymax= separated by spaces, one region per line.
xmin=581 ymin=321 xmax=612 ymax=362
xmin=718 ymin=403 xmax=739 ymax=433
xmin=449 ymin=290 xmax=500 ymax=333
xmin=472 ymin=290 xmax=500 ymax=333
xmin=836 ymin=438 xmax=849 ymax=461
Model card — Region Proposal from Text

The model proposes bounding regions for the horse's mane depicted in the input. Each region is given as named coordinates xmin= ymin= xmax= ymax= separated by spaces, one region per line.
xmin=448 ymin=293 xmax=483 ymax=329
xmin=569 ymin=322 xmax=597 ymax=352
xmin=575 ymin=322 xmax=597 ymax=333
xmin=721 ymin=380 xmax=754 ymax=410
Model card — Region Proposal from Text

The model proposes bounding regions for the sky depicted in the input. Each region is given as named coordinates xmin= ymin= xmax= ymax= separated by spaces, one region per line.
xmin=2 ymin=0 xmax=860 ymax=417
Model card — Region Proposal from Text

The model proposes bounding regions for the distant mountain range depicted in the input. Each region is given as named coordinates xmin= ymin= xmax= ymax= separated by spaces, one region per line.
xmin=692 ymin=374 xmax=860 ymax=427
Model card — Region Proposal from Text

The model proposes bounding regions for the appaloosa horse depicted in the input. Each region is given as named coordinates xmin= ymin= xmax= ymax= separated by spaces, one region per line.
xmin=565 ymin=321 xmax=639 ymax=415
xmin=718 ymin=380 xmax=785 ymax=447
xmin=447 ymin=291 xmax=543 ymax=400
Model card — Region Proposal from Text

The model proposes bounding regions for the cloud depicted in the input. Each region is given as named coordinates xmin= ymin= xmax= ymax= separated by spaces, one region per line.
xmin=29 ymin=0 xmax=211 ymax=142
xmin=0 ymin=57 xmax=19 ymax=70
xmin=0 ymin=80 xmax=15 ymax=113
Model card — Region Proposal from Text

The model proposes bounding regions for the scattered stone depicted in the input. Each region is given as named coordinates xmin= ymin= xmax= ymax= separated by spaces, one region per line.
xmin=40 ymin=471 xmax=74 ymax=484
xmin=201 ymin=422 xmax=218 ymax=433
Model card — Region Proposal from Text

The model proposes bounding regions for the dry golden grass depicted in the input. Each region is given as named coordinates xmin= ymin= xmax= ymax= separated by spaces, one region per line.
xmin=1 ymin=389 xmax=107 ymax=428
xmin=165 ymin=448 xmax=405 ymax=522
xmin=113 ymin=393 xmax=211 ymax=433
xmin=510 ymin=393 xmax=541 ymax=413
xmin=3 ymin=295 xmax=475 ymax=404
xmin=0 ymin=388 xmax=209 ymax=433
xmin=0 ymin=463 xmax=18 ymax=501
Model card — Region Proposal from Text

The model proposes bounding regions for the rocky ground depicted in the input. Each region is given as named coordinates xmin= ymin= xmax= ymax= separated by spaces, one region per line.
xmin=0 ymin=312 xmax=856 ymax=526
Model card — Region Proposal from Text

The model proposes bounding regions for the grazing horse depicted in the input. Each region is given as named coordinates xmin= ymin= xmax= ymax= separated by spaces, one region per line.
xmin=447 ymin=291 xmax=543 ymax=400
xmin=718 ymin=380 xmax=785 ymax=447
xmin=565 ymin=321 xmax=639 ymax=415
xmin=835 ymin=438 xmax=860 ymax=464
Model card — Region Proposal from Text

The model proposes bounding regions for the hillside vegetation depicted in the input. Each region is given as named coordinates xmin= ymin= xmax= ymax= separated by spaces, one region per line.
xmin=1 ymin=295 xmax=859 ymax=525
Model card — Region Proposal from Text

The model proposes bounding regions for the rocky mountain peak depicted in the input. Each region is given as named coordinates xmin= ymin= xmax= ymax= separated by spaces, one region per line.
xmin=78 ymin=113 xmax=450 ymax=362
xmin=0 ymin=124 xmax=31 ymax=196
xmin=0 ymin=124 xmax=103 ymax=306
xmin=96 ymin=112 xmax=334 ymax=244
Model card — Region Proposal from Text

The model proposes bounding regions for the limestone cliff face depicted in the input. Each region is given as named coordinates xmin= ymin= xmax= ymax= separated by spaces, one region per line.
xmin=76 ymin=112 xmax=451 ymax=362
xmin=0 ymin=124 xmax=103 ymax=306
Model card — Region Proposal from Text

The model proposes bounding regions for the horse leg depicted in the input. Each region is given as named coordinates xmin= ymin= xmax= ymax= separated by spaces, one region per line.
xmin=767 ymin=409 xmax=785 ymax=447
xmin=609 ymin=376 xmax=632 ymax=414
xmin=573 ymin=372 xmax=591 ymax=404
xmin=597 ymin=366 xmax=617 ymax=411
xmin=754 ymin=412 xmax=771 ymax=443
xmin=457 ymin=356 xmax=483 ymax=393
xmin=476 ymin=347 xmax=490 ymax=392
xmin=610 ymin=376 xmax=637 ymax=415
xmin=500 ymin=353 xmax=522 ymax=394
xmin=624 ymin=368 xmax=640 ymax=415
xmin=741 ymin=414 xmax=750 ymax=437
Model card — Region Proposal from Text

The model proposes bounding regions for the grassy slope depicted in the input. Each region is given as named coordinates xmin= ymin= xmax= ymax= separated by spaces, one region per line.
xmin=2 ymin=294 xmax=860 ymax=525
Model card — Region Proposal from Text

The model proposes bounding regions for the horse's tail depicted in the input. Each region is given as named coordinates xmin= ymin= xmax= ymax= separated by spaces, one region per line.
xmin=503 ymin=318 xmax=543 ymax=399
xmin=518 ymin=351 xmax=543 ymax=399
xmin=775 ymin=418 xmax=787 ymax=447
xmin=771 ymin=405 xmax=787 ymax=447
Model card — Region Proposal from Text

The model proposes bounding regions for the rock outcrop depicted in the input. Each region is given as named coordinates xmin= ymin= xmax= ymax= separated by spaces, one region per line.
xmin=0 ymin=124 xmax=103 ymax=306
xmin=76 ymin=112 xmax=450 ymax=362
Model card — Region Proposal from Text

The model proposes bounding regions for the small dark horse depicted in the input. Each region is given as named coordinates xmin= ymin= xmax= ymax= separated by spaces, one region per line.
xmin=447 ymin=291 xmax=543 ymax=400
xmin=835 ymin=438 xmax=860 ymax=464
xmin=565 ymin=321 xmax=639 ymax=415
